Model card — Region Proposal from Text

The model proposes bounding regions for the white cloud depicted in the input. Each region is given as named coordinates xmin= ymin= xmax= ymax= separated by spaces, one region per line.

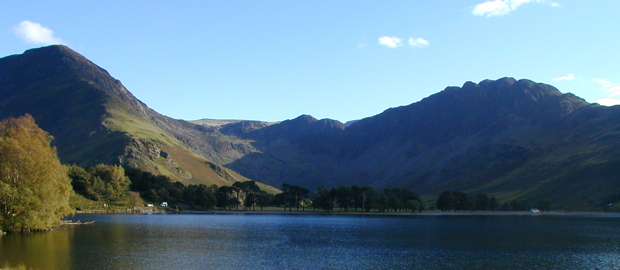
xmin=509 ymin=0 xmax=532 ymax=9
xmin=596 ymin=98 xmax=620 ymax=106
xmin=553 ymin=73 xmax=574 ymax=81
xmin=472 ymin=0 xmax=559 ymax=17
xmin=408 ymin=37 xmax=429 ymax=48
xmin=594 ymin=78 xmax=620 ymax=106
xmin=378 ymin=36 xmax=403 ymax=48
xmin=472 ymin=0 xmax=512 ymax=17
xmin=378 ymin=36 xmax=429 ymax=49
xmin=13 ymin=20 xmax=65 ymax=45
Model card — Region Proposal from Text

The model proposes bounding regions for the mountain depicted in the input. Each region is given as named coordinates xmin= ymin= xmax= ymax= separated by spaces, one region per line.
xmin=222 ymin=78 xmax=620 ymax=208
xmin=215 ymin=114 xmax=347 ymax=189
xmin=2 ymin=45 xmax=619 ymax=209
xmin=336 ymin=79 xmax=613 ymax=197
xmin=0 ymin=45 xmax=278 ymax=192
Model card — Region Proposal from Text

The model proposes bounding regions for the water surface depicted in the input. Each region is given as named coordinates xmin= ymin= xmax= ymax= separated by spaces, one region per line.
xmin=1 ymin=213 xmax=619 ymax=269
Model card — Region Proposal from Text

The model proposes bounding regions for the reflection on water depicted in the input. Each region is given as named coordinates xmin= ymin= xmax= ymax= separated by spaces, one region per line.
xmin=0 ymin=226 xmax=73 ymax=269
xmin=1 ymin=214 xmax=619 ymax=269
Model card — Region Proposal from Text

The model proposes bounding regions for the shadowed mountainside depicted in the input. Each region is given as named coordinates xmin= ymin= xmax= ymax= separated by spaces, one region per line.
xmin=221 ymin=78 xmax=620 ymax=208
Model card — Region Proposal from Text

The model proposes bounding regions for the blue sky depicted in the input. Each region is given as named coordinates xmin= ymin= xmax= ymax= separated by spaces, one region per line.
xmin=1 ymin=1 xmax=619 ymax=123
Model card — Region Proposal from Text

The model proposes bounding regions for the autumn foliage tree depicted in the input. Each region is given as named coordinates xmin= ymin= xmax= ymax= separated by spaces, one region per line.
xmin=0 ymin=115 xmax=73 ymax=231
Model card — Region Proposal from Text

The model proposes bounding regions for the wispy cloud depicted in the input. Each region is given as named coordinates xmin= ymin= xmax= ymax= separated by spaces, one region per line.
xmin=472 ymin=0 xmax=512 ymax=17
xmin=594 ymin=78 xmax=620 ymax=97
xmin=13 ymin=20 xmax=65 ymax=45
xmin=379 ymin=36 xmax=429 ymax=49
xmin=378 ymin=36 xmax=403 ymax=48
xmin=472 ymin=0 xmax=560 ymax=17
xmin=594 ymin=78 xmax=620 ymax=106
xmin=408 ymin=37 xmax=429 ymax=48
xmin=553 ymin=73 xmax=574 ymax=81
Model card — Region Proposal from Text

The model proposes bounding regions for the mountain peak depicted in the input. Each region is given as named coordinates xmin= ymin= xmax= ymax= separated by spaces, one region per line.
xmin=478 ymin=77 xmax=517 ymax=88
xmin=290 ymin=114 xmax=318 ymax=124
xmin=24 ymin=44 xmax=78 ymax=57
xmin=0 ymin=45 xmax=118 ymax=96
xmin=20 ymin=45 xmax=106 ymax=74
xmin=459 ymin=77 xmax=562 ymax=102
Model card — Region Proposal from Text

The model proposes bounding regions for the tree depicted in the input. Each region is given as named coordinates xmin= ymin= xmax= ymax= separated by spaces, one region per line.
xmin=281 ymin=183 xmax=292 ymax=210
xmin=277 ymin=183 xmax=309 ymax=211
xmin=386 ymin=188 xmax=422 ymax=212
xmin=290 ymin=185 xmax=310 ymax=211
xmin=314 ymin=186 xmax=333 ymax=212
xmin=88 ymin=164 xmax=131 ymax=203
xmin=129 ymin=192 xmax=144 ymax=208
xmin=0 ymin=115 xmax=73 ymax=231
xmin=67 ymin=165 xmax=97 ymax=200
xmin=509 ymin=199 xmax=519 ymax=211
xmin=241 ymin=181 xmax=261 ymax=210
xmin=351 ymin=185 xmax=363 ymax=211
xmin=377 ymin=194 xmax=389 ymax=212
xmin=194 ymin=185 xmax=216 ymax=210
xmin=147 ymin=189 xmax=160 ymax=202
xmin=453 ymin=191 xmax=474 ymax=211
xmin=387 ymin=193 xmax=403 ymax=212
xmin=217 ymin=186 xmax=234 ymax=210
xmin=436 ymin=191 xmax=456 ymax=211
xmin=69 ymin=164 xmax=132 ymax=203
xmin=406 ymin=200 xmax=421 ymax=213
xmin=334 ymin=186 xmax=352 ymax=211
xmin=489 ymin=195 xmax=499 ymax=211
xmin=256 ymin=191 xmax=273 ymax=210
xmin=475 ymin=192 xmax=490 ymax=211
xmin=361 ymin=186 xmax=379 ymax=212
xmin=231 ymin=181 xmax=243 ymax=210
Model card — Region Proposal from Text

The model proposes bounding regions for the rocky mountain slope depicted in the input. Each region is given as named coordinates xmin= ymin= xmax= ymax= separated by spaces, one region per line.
xmin=220 ymin=78 xmax=620 ymax=208
xmin=2 ymin=45 xmax=619 ymax=208
xmin=0 ymin=45 xmax=276 ymax=191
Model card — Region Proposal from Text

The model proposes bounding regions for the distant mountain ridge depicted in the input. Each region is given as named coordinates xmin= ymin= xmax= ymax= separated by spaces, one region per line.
xmin=2 ymin=45 xmax=619 ymax=208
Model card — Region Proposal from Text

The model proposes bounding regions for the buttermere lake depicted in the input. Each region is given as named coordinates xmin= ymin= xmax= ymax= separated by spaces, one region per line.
xmin=1 ymin=213 xmax=619 ymax=269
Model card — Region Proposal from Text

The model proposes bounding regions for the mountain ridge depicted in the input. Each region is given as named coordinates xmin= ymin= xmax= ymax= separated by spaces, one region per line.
xmin=2 ymin=45 xmax=619 ymax=209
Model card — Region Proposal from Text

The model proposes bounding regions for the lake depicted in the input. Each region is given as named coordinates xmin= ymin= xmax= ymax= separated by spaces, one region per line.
xmin=1 ymin=213 xmax=619 ymax=269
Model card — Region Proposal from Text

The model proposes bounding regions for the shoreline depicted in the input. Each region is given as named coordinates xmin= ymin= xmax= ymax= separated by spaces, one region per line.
xmin=75 ymin=209 xmax=620 ymax=217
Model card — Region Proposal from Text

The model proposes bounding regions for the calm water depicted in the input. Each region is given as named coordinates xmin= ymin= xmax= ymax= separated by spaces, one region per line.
xmin=1 ymin=213 xmax=620 ymax=269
